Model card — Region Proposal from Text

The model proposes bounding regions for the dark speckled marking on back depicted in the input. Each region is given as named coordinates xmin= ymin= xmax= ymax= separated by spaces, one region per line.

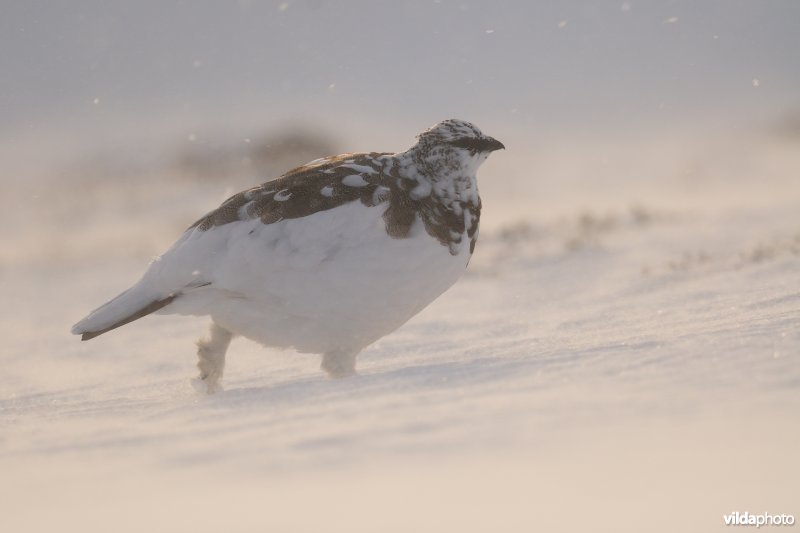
xmin=189 ymin=151 xmax=481 ymax=256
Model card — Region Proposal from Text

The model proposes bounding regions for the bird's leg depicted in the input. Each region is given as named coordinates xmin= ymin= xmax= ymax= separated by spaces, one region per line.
xmin=321 ymin=350 xmax=358 ymax=379
xmin=194 ymin=322 xmax=233 ymax=394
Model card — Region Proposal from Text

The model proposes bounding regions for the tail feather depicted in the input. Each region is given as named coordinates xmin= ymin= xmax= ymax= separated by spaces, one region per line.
xmin=73 ymin=276 xmax=211 ymax=340
xmin=77 ymin=294 xmax=177 ymax=340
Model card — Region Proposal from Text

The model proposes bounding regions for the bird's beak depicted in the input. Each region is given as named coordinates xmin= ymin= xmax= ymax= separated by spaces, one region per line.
xmin=482 ymin=136 xmax=505 ymax=152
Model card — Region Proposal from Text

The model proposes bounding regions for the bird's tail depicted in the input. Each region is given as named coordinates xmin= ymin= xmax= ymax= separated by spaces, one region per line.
xmin=71 ymin=283 xmax=177 ymax=341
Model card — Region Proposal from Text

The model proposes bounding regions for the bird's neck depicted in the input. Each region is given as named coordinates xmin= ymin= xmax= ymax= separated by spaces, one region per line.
xmin=393 ymin=145 xmax=481 ymax=207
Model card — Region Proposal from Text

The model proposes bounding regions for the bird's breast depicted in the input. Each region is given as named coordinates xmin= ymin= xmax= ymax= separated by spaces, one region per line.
xmin=193 ymin=200 xmax=473 ymax=352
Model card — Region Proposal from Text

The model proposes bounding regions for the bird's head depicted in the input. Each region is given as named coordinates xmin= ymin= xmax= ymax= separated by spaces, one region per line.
xmin=408 ymin=119 xmax=504 ymax=179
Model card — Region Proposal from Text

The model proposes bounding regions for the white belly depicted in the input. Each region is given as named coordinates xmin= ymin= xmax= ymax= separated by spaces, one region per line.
xmin=160 ymin=201 xmax=472 ymax=354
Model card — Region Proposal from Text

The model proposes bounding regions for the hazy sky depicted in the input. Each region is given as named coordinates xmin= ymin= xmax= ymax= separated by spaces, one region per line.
xmin=2 ymin=1 xmax=799 ymax=146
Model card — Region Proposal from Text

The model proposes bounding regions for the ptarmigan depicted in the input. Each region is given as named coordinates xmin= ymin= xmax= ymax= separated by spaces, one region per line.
xmin=72 ymin=119 xmax=504 ymax=392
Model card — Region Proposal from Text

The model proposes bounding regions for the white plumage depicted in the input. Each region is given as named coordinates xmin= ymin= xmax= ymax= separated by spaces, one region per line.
xmin=72 ymin=119 xmax=504 ymax=392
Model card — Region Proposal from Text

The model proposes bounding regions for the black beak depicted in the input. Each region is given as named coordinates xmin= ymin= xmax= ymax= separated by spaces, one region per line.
xmin=482 ymin=136 xmax=505 ymax=152
xmin=447 ymin=136 xmax=506 ymax=152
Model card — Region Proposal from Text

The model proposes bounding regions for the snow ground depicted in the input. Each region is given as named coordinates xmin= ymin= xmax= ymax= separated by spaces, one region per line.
xmin=1 ymin=128 xmax=799 ymax=532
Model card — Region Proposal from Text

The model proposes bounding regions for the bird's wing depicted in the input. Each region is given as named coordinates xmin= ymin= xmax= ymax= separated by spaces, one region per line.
xmin=73 ymin=152 xmax=396 ymax=341
xmin=189 ymin=152 xmax=393 ymax=231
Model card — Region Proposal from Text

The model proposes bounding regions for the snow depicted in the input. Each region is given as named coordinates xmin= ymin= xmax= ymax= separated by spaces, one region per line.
xmin=1 ymin=126 xmax=799 ymax=532
xmin=3 ymin=1 xmax=799 ymax=528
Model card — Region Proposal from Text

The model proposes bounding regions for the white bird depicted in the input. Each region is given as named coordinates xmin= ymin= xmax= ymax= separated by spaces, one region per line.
xmin=72 ymin=119 xmax=504 ymax=393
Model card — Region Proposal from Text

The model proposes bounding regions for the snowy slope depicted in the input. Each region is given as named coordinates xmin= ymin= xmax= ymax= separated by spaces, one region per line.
xmin=1 ymin=128 xmax=799 ymax=533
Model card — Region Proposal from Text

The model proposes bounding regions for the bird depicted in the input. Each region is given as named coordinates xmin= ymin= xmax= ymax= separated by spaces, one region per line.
xmin=72 ymin=119 xmax=504 ymax=393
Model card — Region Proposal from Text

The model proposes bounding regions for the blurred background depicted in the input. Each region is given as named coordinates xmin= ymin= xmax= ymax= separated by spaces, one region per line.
xmin=2 ymin=0 xmax=799 ymax=255
xmin=2 ymin=2 xmax=799 ymax=532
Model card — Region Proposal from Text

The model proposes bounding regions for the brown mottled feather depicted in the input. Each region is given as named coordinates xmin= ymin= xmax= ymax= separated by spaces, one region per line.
xmin=188 ymin=151 xmax=481 ymax=257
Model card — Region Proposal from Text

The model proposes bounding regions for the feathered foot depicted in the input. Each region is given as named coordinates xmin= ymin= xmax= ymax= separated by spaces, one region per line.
xmin=193 ymin=322 xmax=233 ymax=394
xmin=321 ymin=350 xmax=358 ymax=379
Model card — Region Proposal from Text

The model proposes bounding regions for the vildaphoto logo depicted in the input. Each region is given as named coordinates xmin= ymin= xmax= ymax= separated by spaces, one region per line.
xmin=724 ymin=512 xmax=795 ymax=528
